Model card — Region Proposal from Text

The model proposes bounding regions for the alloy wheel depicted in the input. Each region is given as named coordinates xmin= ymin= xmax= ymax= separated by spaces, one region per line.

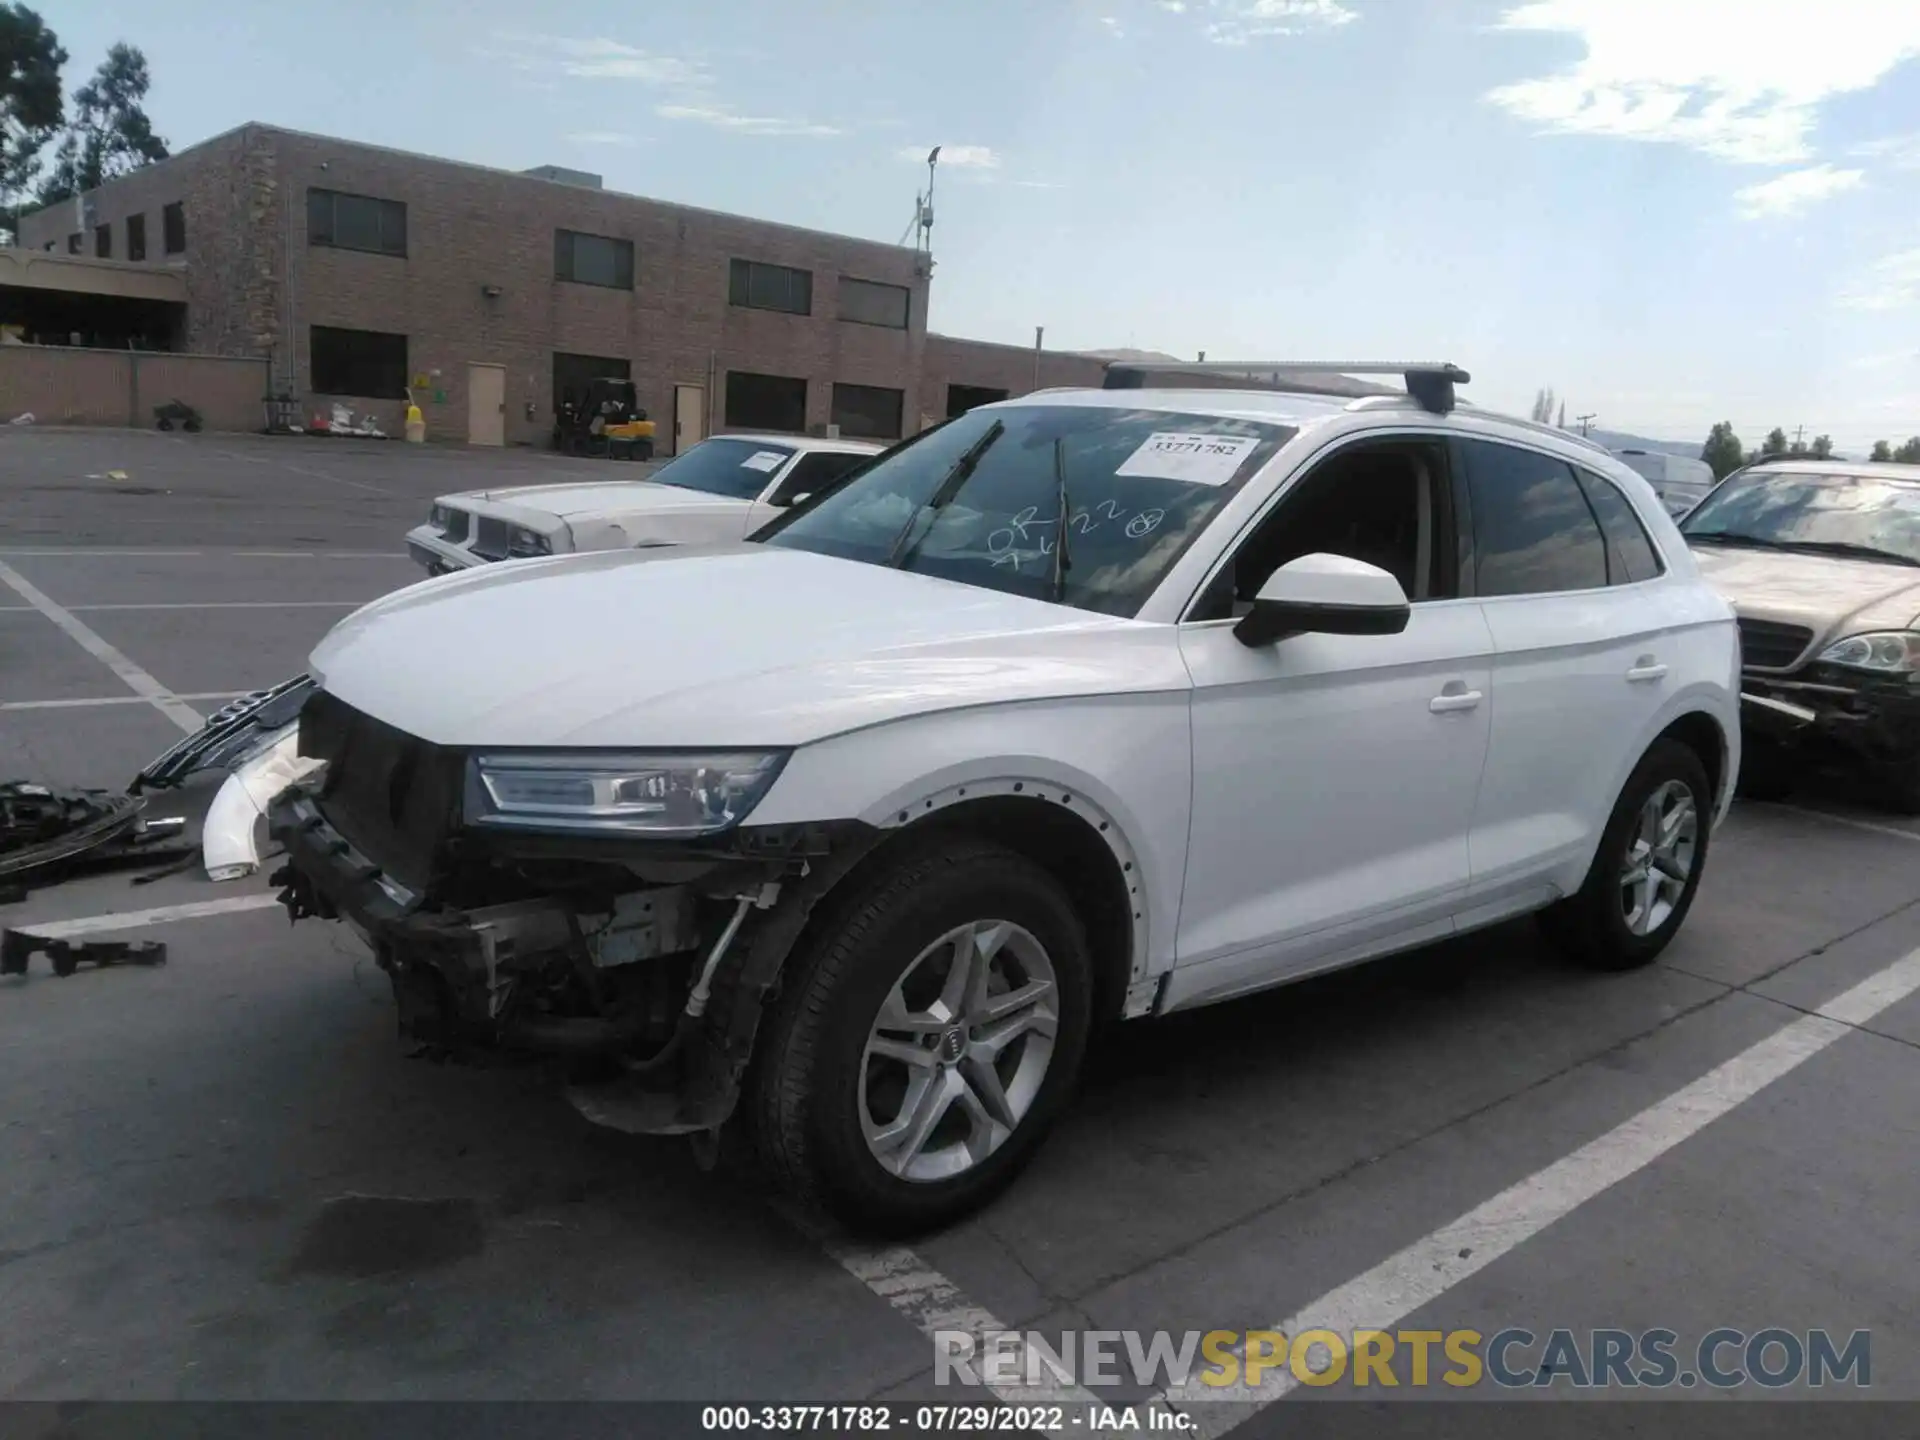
xmin=859 ymin=919 xmax=1059 ymax=1183
xmin=1620 ymin=779 xmax=1699 ymax=936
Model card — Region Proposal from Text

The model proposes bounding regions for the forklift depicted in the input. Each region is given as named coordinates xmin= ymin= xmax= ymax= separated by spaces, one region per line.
xmin=553 ymin=376 xmax=655 ymax=460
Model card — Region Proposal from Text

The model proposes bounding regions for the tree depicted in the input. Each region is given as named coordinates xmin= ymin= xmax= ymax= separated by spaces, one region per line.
xmin=0 ymin=4 xmax=66 ymax=242
xmin=34 ymin=42 xmax=165 ymax=207
xmin=1556 ymin=399 xmax=1567 ymax=429
xmin=1895 ymin=438 xmax=1920 ymax=465
xmin=1810 ymin=434 xmax=1833 ymax=460
xmin=1530 ymin=387 xmax=1557 ymax=424
xmin=1871 ymin=440 xmax=1893 ymax=462
xmin=1761 ymin=427 xmax=1789 ymax=458
xmin=1701 ymin=421 xmax=1745 ymax=480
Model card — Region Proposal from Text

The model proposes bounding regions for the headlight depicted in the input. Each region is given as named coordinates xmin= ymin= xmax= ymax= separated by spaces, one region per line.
xmin=466 ymin=751 xmax=787 ymax=837
xmin=1817 ymin=631 xmax=1920 ymax=674
xmin=507 ymin=526 xmax=552 ymax=558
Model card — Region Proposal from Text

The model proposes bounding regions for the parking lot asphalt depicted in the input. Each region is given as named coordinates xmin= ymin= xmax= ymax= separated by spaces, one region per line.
xmin=3 ymin=429 xmax=1918 ymax=1427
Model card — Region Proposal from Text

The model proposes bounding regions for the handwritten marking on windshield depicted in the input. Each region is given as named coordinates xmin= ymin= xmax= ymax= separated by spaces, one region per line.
xmin=986 ymin=503 xmax=1166 ymax=571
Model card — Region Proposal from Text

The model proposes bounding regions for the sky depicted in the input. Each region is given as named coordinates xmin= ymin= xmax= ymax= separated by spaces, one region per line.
xmin=38 ymin=0 xmax=1920 ymax=453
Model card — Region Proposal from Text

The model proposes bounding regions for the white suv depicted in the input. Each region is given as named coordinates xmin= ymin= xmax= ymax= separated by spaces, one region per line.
xmin=268 ymin=363 xmax=1740 ymax=1234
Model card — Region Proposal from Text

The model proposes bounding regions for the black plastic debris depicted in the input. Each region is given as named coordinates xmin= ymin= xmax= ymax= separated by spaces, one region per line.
xmin=1 ymin=929 xmax=167 ymax=977
xmin=0 ymin=783 xmax=198 ymax=899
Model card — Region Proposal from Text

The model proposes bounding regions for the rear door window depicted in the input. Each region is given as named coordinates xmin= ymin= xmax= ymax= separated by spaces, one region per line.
xmin=1461 ymin=439 xmax=1609 ymax=596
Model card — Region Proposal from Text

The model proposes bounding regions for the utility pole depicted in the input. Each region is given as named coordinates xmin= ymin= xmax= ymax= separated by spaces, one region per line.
xmin=1792 ymin=424 xmax=1805 ymax=450
xmin=1032 ymin=326 xmax=1043 ymax=389
xmin=1576 ymin=412 xmax=1597 ymax=438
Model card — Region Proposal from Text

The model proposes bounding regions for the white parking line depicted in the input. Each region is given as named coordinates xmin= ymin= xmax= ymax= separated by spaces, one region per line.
xmin=1771 ymin=802 xmax=1920 ymax=846
xmin=0 ymin=600 xmax=365 ymax=612
xmin=1 ymin=691 xmax=244 ymax=712
xmin=0 ymin=559 xmax=203 ymax=734
xmin=787 ymin=1208 xmax=1140 ymax=1417
xmin=1166 ymin=946 xmax=1920 ymax=1436
xmin=21 ymin=894 xmax=284 ymax=938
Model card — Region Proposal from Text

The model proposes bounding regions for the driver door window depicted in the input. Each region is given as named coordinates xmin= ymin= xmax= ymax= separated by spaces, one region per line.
xmin=1168 ymin=435 xmax=1495 ymax=1009
xmin=1188 ymin=439 xmax=1457 ymax=621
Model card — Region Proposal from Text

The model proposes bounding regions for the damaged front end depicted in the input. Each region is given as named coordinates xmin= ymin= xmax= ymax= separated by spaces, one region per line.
xmin=266 ymin=691 xmax=877 ymax=1138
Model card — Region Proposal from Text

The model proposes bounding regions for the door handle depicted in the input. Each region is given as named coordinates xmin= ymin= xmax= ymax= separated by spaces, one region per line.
xmin=1429 ymin=684 xmax=1483 ymax=714
xmin=1626 ymin=659 xmax=1669 ymax=683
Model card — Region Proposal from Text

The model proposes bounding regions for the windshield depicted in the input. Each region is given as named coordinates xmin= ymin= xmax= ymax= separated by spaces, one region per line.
xmin=648 ymin=438 xmax=797 ymax=501
xmin=1681 ymin=470 xmax=1920 ymax=567
xmin=757 ymin=405 xmax=1295 ymax=617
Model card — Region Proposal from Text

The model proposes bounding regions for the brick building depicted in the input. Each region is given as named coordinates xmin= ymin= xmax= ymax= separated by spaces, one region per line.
xmin=13 ymin=123 xmax=1126 ymax=447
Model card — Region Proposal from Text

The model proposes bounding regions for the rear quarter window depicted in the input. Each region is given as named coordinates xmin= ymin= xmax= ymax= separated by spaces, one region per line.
xmin=1575 ymin=468 xmax=1666 ymax=584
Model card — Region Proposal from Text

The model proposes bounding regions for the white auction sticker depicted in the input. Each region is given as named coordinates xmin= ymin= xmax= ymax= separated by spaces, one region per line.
xmin=1115 ymin=432 xmax=1259 ymax=487
xmin=740 ymin=450 xmax=788 ymax=473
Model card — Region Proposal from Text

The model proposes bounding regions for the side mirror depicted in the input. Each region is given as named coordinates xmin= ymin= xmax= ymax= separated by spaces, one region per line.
xmin=1233 ymin=553 xmax=1412 ymax=648
xmin=777 ymin=491 xmax=812 ymax=509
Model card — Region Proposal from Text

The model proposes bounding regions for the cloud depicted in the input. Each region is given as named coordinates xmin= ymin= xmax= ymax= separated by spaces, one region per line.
xmin=1486 ymin=1 xmax=1920 ymax=166
xmin=566 ymin=130 xmax=643 ymax=147
xmin=1012 ymin=179 xmax=1064 ymax=189
xmin=489 ymin=34 xmax=710 ymax=86
xmin=656 ymin=104 xmax=841 ymax=138
xmin=1851 ymin=132 xmax=1920 ymax=170
xmin=1734 ymin=164 xmax=1863 ymax=219
xmin=898 ymin=144 xmax=1002 ymax=169
xmin=1158 ymin=0 xmax=1189 ymax=10
xmin=1203 ymin=0 xmax=1357 ymax=45
xmin=1840 ymin=249 xmax=1920 ymax=312
xmin=1850 ymin=352 xmax=1917 ymax=371
xmin=1100 ymin=15 xmax=1126 ymax=37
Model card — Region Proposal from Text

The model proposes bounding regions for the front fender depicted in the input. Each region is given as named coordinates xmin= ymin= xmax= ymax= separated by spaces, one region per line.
xmin=749 ymin=694 xmax=1193 ymax=979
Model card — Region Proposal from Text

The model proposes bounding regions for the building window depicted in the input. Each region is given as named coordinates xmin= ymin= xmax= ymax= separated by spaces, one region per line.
xmin=728 ymin=258 xmax=812 ymax=316
xmin=831 ymin=383 xmax=904 ymax=440
xmin=310 ymin=325 xmax=408 ymax=398
xmin=946 ymin=383 xmax=1008 ymax=419
xmin=162 ymin=201 xmax=185 ymax=254
xmin=67 ymin=233 xmax=81 ymax=254
xmin=93 ymin=224 xmax=111 ymax=259
xmin=307 ymin=187 xmax=407 ymax=258
xmin=552 ymin=352 xmax=632 ymax=416
xmin=127 ymin=213 xmax=146 ymax=262
xmin=725 ymin=371 xmax=807 ymax=433
xmin=554 ymin=229 xmax=634 ymax=289
xmin=839 ymin=277 xmax=909 ymax=329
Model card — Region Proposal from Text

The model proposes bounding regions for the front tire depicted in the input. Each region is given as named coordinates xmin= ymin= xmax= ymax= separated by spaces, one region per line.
xmin=1541 ymin=738 xmax=1712 ymax=971
xmin=751 ymin=838 xmax=1092 ymax=1235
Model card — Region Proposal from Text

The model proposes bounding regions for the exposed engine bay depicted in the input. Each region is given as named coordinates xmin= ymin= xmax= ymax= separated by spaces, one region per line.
xmin=265 ymin=689 xmax=878 ymax=1139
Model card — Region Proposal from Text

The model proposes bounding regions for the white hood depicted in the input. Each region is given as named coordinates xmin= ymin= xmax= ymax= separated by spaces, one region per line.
xmin=462 ymin=480 xmax=748 ymax=522
xmin=310 ymin=547 xmax=1185 ymax=748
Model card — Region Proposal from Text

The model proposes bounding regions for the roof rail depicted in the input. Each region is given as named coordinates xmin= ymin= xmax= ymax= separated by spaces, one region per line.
xmin=1102 ymin=360 xmax=1471 ymax=416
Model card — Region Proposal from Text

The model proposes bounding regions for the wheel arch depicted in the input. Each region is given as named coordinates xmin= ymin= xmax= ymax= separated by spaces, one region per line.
xmin=859 ymin=787 xmax=1147 ymax=1024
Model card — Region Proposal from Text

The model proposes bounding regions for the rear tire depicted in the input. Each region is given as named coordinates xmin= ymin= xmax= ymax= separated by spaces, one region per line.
xmin=751 ymin=837 xmax=1092 ymax=1236
xmin=1541 ymin=738 xmax=1713 ymax=972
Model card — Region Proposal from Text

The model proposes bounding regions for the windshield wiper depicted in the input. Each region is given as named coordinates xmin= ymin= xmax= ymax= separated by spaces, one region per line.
xmin=1770 ymin=539 xmax=1920 ymax=569
xmin=1686 ymin=532 xmax=1920 ymax=568
xmin=885 ymin=420 xmax=1005 ymax=568
xmin=1049 ymin=437 xmax=1072 ymax=602
xmin=1683 ymin=531 xmax=1798 ymax=550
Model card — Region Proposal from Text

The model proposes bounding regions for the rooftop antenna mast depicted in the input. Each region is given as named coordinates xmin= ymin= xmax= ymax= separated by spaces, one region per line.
xmin=898 ymin=147 xmax=939 ymax=267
